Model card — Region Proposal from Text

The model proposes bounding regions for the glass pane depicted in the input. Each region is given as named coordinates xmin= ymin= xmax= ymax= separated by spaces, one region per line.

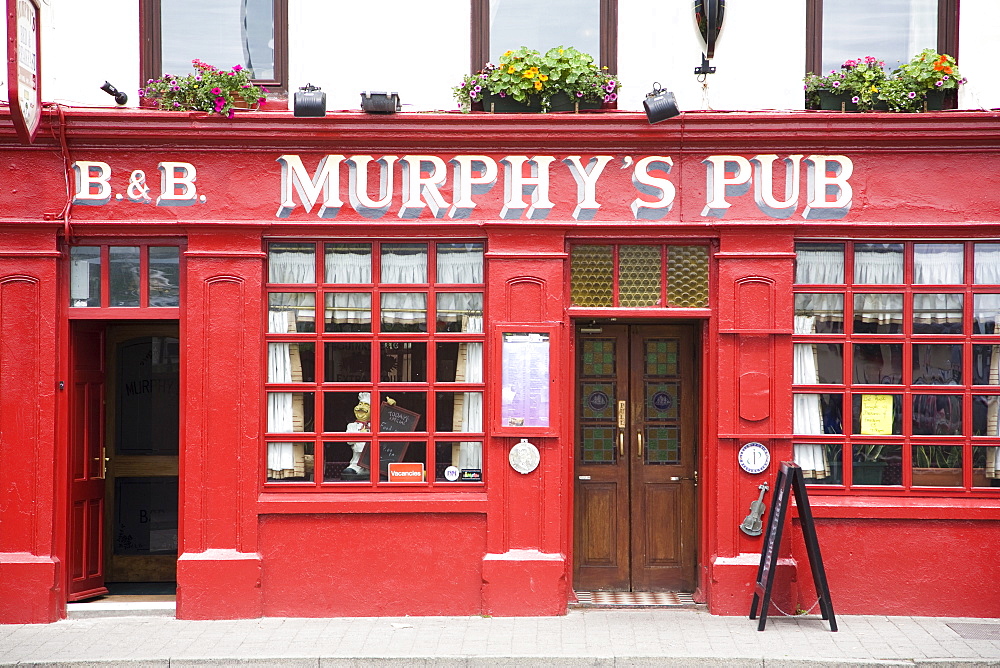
xmin=645 ymin=339 xmax=678 ymax=376
xmin=324 ymin=342 xmax=371 ymax=383
xmin=795 ymin=343 xmax=843 ymax=384
xmin=571 ymin=245 xmax=613 ymax=307
xmin=380 ymin=342 xmax=427 ymax=382
xmin=382 ymin=442 xmax=426 ymax=483
xmin=266 ymin=442 xmax=313 ymax=482
xmin=268 ymin=293 xmax=316 ymax=333
xmin=854 ymin=243 xmax=903 ymax=284
xmin=581 ymin=425 xmax=617 ymax=464
xmin=325 ymin=391 xmax=373 ymax=434
xmin=381 ymin=293 xmax=426 ymax=332
xmin=109 ymin=246 xmax=140 ymax=307
xmin=851 ymin=444 xmax=901 ymax=486
xmin=973 ymin=346 xmax=1000 ymax=385
xmin=852 ymin=394 xmax=901 ymax=435
xmin=912 ymin=394 xmax=962 ymax=435
xmin=973 ymin=295 xmax=1000 ymax=333
xmin=795 ymin=293 xmax=844 ymax=333
xmin=581 ymin=338 xmax=615 ymax=377
xmin=795 ymin=443 xmax=842 ymax=483
xmin=161 ymin=0 xmax=275 ymax=80
xmin=913 ymin=293 xmax=963 ymax=334
xmin=912 ymin=344 xmax=961 ymax=385
xmin=269 ymin=243 xmax=315 ymax=284
xmin=325 ymin=243 xmax=372 ymax=284
xmin=914 ymin=243 xmax=964 ymax=284
xmin=268 ymin=342 xmax=314 ymax=383
xmin=644 ymin=425 xmax=680 ymax=465
xmin=267 ymin=392 xmax=313 ymax=432
xmin=437 ymin=243 xmax=484 ymax=284
xmin=379 ymin=392 xmax=426 ymax=432
xmin=822 ymin=0 xmax=936 ymax=72
xmin=70 ymin=246 xmax=101 ymax=307
xmin=853 ymin=344 xmax=902 ymax=384
xmin=645 ymin=382 xmax=678 ymax=422
xmin=912 ymin=445 xmax=962 ymax=487
xmin=435 ymin=442 xmax=483 ymax=482
xmin=435 ymin=392 xmax=484 ymax=432
xmin=794 ymin=394 xmax=843 ymax=434
xmin=853 ymin=293 xmax=902 ymax=333
xmin=436 ymin=342 xmax=483 ymax=383
xmin=619 ymin=245 xmax=661 ymax=307
xmin=489 ymin=0 xmax=600 ymax=62
xmin=667 ymin=246 xmax=709 ymax=307
xmin=795 ymin=243 xmax=844 ymax=284
xmin=437 ymin=293 xmax=483 ymax=332
xmin=972 ymin=446 xmax=1000 ymax=487
xmin=974 ymin=243 xmax=1000 ymax=284
xmin=324 ymin=292 xmax=371 ymax=332
xmin=972 ymin=395 xmax=1000 ymax=435
xmin=148 ymin=247 xmax=180 ymax=307
xmin=323 ymin=441 xmax=366 ymax=482
xmin=381 ymin=243 xmax=427 ymax=284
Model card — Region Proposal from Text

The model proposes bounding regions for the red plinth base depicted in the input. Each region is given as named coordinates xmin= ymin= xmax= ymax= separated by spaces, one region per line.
xmin=0 ymin=553 xmax=61 ymax=623
xmin=482 ymin=550 xmax=568 ymax=616
xmin=176 ymin=550 xmax=263 ymax=619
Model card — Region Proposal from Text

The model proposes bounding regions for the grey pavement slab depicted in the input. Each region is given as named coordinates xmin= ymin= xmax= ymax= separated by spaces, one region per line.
xmin=0 ymin=609 xmax=999 ymax=667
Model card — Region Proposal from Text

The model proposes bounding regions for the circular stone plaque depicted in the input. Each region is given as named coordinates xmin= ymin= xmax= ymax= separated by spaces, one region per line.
xmin=509 ymin=439 xmax=540 ymax=474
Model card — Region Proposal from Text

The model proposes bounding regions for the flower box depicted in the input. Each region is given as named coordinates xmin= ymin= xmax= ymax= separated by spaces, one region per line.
xmin=480 ymin=91 xmax=602 ymax=113
xmin=911 ymin=467 xmax=989 ymax=487
xmin=818 ymin=91 xmax=887 ymax=112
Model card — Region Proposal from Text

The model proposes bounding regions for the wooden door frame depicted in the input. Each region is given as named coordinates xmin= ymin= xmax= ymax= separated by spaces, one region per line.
xmin=571 ymin=319 xmax=702 ymax=593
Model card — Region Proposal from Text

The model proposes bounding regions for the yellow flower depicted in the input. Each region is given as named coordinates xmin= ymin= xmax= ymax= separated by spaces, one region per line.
xmin=503 ymin=50 xmax=512 ymax=57
xmin=534 ymin=81 xmax=542 ymax=90
xmin=508 ymin=66 xmax=516 ymax=74
xmin=523 ymin=71 xmax=533 ymax=78
xmin=558 ymin=48 xmax=564 ymax=54
xmin=539 ymin=74 xmax=549 ymax=81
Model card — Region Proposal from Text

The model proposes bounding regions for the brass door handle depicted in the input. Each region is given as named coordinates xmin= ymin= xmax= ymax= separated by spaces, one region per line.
xmin=637 ymin=431 xmax=643 ymax=458
xmin=618 ymin=431 xmax=624 ymax=457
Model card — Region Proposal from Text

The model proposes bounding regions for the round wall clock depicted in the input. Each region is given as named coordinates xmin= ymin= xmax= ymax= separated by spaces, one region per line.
xmin=738 ymin=441 xmax=770 ymax=474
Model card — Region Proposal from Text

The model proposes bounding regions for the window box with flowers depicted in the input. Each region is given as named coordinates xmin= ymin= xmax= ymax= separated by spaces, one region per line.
xmin=804 ymin=50 xmax=965 ymax=113
xmin=453 ymin=46 xmax=620 ymax=113
xmin=139 ymin=59 xmax=268 ymax=117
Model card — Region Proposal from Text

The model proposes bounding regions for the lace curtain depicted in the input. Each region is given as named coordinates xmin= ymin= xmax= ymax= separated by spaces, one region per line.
xmin=976 ymin=248 xmax=1000 ymax=478
xmin=452 ymin=316 xmax=483 ymax=470
xmin=793 ymin=314 xmax=829 ymax=478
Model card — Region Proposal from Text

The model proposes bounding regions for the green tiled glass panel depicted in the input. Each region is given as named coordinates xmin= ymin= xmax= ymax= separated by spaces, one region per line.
xmin=581 ymin=382 xmax=615 ymax=420
xmin=619 ymin=245 xmax=661 ymax=307
xmin=645 ymin=426 xmax=680 ymax=464
xmin=581 ymin=426 xmax=616 ymax=464
xmin=581 ymin=339 xmax=616 ymax=377
xmin=645 ymin=339 xmax=678 ymax=377
xmin=646 ymin=382 xmax=679 ymax=421
xmin=667 ymin=246 xmax=709 ymax=307
xmin=571 ymin=245 xmax=613 ymax=307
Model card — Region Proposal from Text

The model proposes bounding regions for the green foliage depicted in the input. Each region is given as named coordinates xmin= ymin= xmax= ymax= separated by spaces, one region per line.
xmin=452 ymin=46 xmax=620 ymax=112
xmin=140 ymin=60 xmax=267 ymax=117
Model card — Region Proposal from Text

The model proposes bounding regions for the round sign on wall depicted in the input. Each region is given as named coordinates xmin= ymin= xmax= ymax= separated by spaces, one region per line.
xmin=509 ymin=438 xmax=540 ymax=474
xmin=738 ymin=441 xmax=770 ymax=474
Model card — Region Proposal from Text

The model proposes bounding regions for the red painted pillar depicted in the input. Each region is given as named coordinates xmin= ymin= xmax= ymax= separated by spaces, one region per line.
xmin=707 ymin=228 xmax=796 ymax=615
xmin=0 ymin=230 xmax=62 ymax=623
xmin=175 ymin=228 xmax=265 ymax=619
xmin=481 ymin=228 xmax=570 ymax=616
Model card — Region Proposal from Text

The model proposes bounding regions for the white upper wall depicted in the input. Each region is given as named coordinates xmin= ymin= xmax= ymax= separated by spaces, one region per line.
xmin=3 ymin=0 xmax=997 ymax=112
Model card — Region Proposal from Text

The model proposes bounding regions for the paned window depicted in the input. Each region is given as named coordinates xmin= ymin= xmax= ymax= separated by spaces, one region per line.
xmin=69 ymin=243 xmax=181 ymax=310
xmin=140 ymin=0 xmax=288 ymax=93
xmin=793 ymin=241 xmax=1000 ymax=492
xmin=265 ymin=241 xmax=485 ymax=489
xmin=806 ymin=0 xmax=958 ymax=74
xmin=570 ymin=244 xmax=709 ymax=309
xmin=471 ymin=0 xmax=617 ymax=73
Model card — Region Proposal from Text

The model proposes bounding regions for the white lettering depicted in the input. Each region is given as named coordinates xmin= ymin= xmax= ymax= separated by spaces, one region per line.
xmin=156 ymin=162 xmax=198 ymax=207
xmin=71 ymin=161 xmax=112 ymax=206
xmin=449 ymin=155 xmax=498 ymax=219
xmin=399 ymin=155 xmax=448 ymax=219
xmin=630 ymin=156 xmax=675 ymax=220
xmin=803 ymin=155 xmax=854 ymax=220
xmin=346 ymin=155 xmax=397 ymax=218
xmin=702 ymin=155 xmax=752 ymax=218
xmin=752 ymin=154 xmax=802 ymax=219
xmin=500 ymin=156 xmax=555 ymax=219
xmin=563 ymin=155 xmax=613 ymax=220
xmin=276 ymin=154 xmax=344 ymax=218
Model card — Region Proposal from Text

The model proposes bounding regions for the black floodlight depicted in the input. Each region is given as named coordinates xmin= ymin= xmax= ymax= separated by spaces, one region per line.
xmin=644 ymin=83 xmax=680 ymax=123
xmin=360 ymin=91 xmax=400 ymax=114
xmin=294 ymin=83 xmax=326 ymax=117
xmin=694 ymin=0 xmax=725 ymax=76
xmin=100 ymin=81 xmax=128 ymax=105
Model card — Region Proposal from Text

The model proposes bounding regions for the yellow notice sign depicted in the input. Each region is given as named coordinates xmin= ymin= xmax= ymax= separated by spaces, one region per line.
xmin=859 ymin=394 xmax=894 ymax=435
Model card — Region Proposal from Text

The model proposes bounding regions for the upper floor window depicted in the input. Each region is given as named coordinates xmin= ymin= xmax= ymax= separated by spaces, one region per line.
xmin=471 ymin=0 xmax=617 ymax=72
xmin=68 ymin=243 xmax=182 ymax=311
xmin=806 ymin=0 xmax=958 ymax=74
xmin=140 ymin=0 xmax=288 ymax=94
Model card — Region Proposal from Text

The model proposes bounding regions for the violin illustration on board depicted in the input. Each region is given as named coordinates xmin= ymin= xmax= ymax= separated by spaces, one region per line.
xmin=740 ymin=482 xmax=769 ymax=537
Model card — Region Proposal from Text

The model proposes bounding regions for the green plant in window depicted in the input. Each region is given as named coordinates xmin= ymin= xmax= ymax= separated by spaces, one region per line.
xmin=452 ymin=46 xmax=620 ymax=112
xmin=854 ymin=443 xmax=884 ymax=462
xmin=140 ymin=59 xmax=267 ymax=117
xmin=913 ymin=445 xmax=961 ymax=468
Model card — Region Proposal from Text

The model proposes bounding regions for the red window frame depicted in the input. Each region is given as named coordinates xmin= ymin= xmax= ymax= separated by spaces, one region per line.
xmin=263 ymin=239 xmax=486 ymax=491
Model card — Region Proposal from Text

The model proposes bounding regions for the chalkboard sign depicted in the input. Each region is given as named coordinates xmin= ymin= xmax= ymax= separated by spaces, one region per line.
xmin=379 ymin=402 xmax=420 ymax=432
xmin=749 ymin=462 xmax=837 ymax=632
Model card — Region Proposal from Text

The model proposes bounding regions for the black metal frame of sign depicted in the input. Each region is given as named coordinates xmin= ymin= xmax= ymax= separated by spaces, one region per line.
xmin=749 ymin=461 xmax=837 ymax=632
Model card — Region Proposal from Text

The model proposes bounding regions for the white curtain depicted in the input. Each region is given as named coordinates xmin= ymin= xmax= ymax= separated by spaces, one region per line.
xmin=451 ymin=316 xmax=484 ymax=470
xmin=977 ymin=251 xmax=1000 ymax=478
xmin=324 ymin=250 xmax=372 ymax=327
xmin=381 ymin=251 xmax=428 ymax=325
xmin=793 ymin=314 xmax=829 ymax=479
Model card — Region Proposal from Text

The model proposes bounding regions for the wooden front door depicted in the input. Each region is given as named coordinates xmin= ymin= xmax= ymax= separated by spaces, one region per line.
xmin=573 ymin=324 xmax=698 ymax=592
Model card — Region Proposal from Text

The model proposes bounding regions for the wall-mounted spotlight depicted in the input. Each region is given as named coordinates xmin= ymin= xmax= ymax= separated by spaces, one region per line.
xmin=643 ymin=83 xmax=680 ymax=124
xmin=294 ymin=83 xmax=326 ymax=117
xmin=693 ymin=0 xmax=725 ymax=77
xmin=100 ymin=81 xmax=128 ymax=105
xmin=360 ymin=91 xmax=400 ymax=114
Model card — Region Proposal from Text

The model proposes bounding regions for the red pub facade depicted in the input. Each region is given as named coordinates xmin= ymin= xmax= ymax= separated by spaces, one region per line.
xmin=2 ymin=107 xmax=1000 ymax=624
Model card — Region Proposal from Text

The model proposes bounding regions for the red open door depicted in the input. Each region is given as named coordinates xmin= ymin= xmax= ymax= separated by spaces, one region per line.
xmin=68 ymin=323 xmax=108 ymax=601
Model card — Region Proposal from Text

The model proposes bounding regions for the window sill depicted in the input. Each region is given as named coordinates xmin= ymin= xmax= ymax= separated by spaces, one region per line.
xmin=257 ymin=491 xmax=488 ymax=514
xmin=802 ymin=494 xmax=1000 ymax=520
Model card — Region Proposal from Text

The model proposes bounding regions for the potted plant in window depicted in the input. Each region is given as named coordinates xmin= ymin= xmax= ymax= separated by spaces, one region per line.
xmin=886 ymin=49 xmax=966 ymax=112
xmin=139 ymin=59 xmax=267 ymax=117
xmin=804 ymin=56 xmax=888 ymax=112
xmin=453 ymin=46 xmax=620 ymax=113
xmin=911 ymin=444 xmax=963 ymax=486
xmin=852 ymin=443 xmax=887 ymax=485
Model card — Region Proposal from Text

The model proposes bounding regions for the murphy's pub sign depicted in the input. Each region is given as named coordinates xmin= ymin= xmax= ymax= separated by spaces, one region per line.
xmin=70 ymin=153 xmax=855 ymax=221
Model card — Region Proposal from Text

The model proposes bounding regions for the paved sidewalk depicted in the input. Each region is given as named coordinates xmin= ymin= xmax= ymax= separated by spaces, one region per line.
xmin=2 ymin=607 xmax=1000 ymax=667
